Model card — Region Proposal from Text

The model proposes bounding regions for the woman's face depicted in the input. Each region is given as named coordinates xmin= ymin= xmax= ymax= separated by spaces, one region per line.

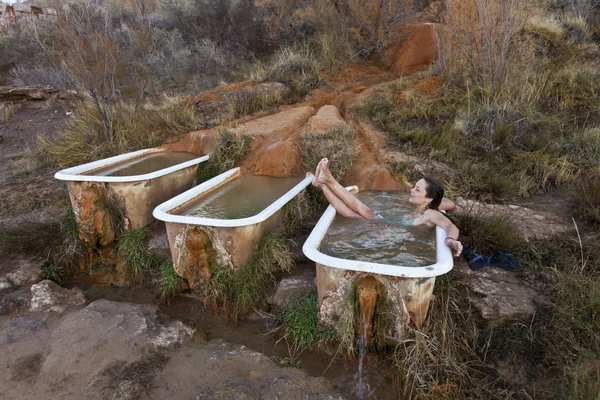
xmin=408 ymin=178 xmax=432 ymax=207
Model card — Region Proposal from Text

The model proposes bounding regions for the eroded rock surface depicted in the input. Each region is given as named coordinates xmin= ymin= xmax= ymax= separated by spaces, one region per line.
xmin=150 ymin=340 xmax=344 ymax=400
xmin=0 ymin=298 xmax=346 ymax=399
xmin=0 ymin=258 xmax=44 ymax=293
xmin=455 ymin=197 xmax=573 ymax=241
xmin=454 ymin=262 xmax=547 ymax=328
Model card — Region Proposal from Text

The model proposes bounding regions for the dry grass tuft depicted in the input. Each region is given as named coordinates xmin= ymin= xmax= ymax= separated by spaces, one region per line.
xmin=300 ymin=124 xmax=358 ymax=181
xmin=194 ymin=129 xmax=252 ymax=184
xmin=35 ymin=99 xmax=204 ymax=169
xmin=1 ymin=102 xmax=15 ymax=124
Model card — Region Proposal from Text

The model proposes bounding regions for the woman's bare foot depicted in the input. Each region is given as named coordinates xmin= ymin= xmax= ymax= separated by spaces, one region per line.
xmin=312 ymin=159 xmax=324 ymax=187
xmin=317 ymin=158 xmax=335 ymax=186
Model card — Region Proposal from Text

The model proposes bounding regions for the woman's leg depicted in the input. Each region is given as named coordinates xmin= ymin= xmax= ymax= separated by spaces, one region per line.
xmin=318 ymin=159 xmax=374 ymax=220
xmin=321 ymin=185 xmax=362 ymax=218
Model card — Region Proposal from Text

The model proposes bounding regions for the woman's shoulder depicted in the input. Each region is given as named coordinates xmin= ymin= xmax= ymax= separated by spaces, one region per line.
xmin=423 ymin=209 xmax=446 ymax=221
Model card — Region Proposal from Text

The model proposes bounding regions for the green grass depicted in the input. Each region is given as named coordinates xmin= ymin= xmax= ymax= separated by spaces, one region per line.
xmin=42 ymin=264 xmax=64 ymax=283
xmin=204 ymin=231 xmax=293 ymax=320
xmin=194 ymin=128 xmax=252 ymax=184
xmin=281 ymin=290 xmax=338 ymax=352
xmin=452 ymin=212 xmax=524 ymax=256
xmin=117 ymin=228 xmax=159 ymax=276
xmin=159 ymin=259 xmax=188 ymax=302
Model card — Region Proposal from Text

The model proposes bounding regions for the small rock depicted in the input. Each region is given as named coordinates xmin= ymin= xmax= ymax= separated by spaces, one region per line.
xmin=2 ymin=258 xmax=44 ymax=288
xmin=30 ymin=280 xmax=87 ymax=312
xmin=269 ymin=269 xmax=316 ymax=309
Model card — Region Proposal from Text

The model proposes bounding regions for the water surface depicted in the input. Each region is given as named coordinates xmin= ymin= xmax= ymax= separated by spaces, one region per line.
xmin=180 ymin=175 xmax=302 ymax=219
xmin=320 ymin=191 xmax=436 ymax=267
xmin=85 ymin=151 xmax=200 ymax=177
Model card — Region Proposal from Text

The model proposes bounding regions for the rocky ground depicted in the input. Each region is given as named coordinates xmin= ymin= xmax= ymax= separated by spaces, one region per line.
xmin=0 ymin=70 xmax=577 ymax=398
xmin=0 ymin=276 xmax=344 ymax=400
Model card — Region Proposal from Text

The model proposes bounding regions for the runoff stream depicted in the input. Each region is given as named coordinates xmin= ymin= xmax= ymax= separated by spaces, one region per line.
xmin=83 ymin=282 xmax=398 ymax=400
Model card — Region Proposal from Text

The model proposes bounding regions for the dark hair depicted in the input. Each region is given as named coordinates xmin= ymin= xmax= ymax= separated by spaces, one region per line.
xmin=423 ymin=176 xmax=444 ymax=210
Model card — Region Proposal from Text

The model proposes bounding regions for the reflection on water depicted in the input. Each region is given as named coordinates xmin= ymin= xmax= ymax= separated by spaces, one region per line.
xmin=85 ymin=151 xmax=200 ymax=177
xmin=180 ymin=175 xmax=302 ymax=219
xmin=320 ymin=191 xmax=436 ymax=266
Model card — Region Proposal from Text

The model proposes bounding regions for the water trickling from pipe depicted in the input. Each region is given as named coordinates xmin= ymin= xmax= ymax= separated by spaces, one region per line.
xmin=356 ymin=276 xmax=379 ymax=398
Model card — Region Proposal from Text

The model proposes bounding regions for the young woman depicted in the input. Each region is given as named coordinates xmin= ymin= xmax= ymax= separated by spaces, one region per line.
xmin=313 ymin=158 xmax=463 ymax=257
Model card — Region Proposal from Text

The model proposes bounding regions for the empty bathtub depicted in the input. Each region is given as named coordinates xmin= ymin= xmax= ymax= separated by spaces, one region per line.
xmin=153 ymin=168 xmax=313 ymax=288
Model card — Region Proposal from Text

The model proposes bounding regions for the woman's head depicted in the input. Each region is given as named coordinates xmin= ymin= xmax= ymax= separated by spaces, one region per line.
xmin=409 ymin=177 xmax=444 ymax=210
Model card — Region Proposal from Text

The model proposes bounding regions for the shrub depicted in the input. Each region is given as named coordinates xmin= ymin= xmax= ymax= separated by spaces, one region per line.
xmin=263 ymin=45 xmax=323 ymax=100
xmin=576 ymin=176 xmax=600 ymax=227
xmin=452 ymin=212 xmax=523 ymax=256
xmin=281 ymin=190 xmax=317 ymax=235
xmin=225 ymin=85 xmax=285 ymax=120
xmin=194 ymin=128 xmax=252 ymax=184
xmin=42 ymin=264 xmax=64 ymax=283
xmin=159 ymin=260 xmax=188 ymax=302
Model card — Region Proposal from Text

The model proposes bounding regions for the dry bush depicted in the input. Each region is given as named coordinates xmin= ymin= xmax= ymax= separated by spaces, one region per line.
xmin=261 ymin=45 xmax=323 ymax=99
xmin=194 ymin=129 xmax=252 ymax=183
xmin=438 ymin=0 xmax=539 ymax=95
xmin=36 ymin=99 xmax=203 ymax=168
xmin=300 ymin=124 xmax=358 ymax=181
xmin=256 ymin=0 xmax=415 ymax=62
xmin=225 ymin=85 xmax=285 ymax=120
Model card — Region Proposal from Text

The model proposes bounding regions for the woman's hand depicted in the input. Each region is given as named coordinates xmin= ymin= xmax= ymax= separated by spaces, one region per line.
xmin=444 ymin=237 xmax=463 ymax=257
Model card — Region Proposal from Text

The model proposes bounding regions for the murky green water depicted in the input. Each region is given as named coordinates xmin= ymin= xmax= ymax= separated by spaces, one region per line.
xmin=180 ymin=175 xmax=302 ymax=219
xmin=320 ymin=191 xmax=436 ymax=267
xmin=85 ymin=151 xmax=200 ymax=177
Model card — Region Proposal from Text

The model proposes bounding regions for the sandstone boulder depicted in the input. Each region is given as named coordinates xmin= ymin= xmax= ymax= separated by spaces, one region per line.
xmin=304 ymin=105 xmax=346 ymax=135
xmin=454 ymin=263 xmax=547 ymax=328
xmin=0 ymin=257 xmax=44 ymax=293
xmin=41 ymin=300 xmax=195 ymax=381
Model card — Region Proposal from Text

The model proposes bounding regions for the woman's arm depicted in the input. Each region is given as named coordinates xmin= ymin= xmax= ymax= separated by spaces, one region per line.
xmin=439 ymin=198 xmax=456 ymax=211
xmin=424 ymin=210 xmax=463 ymax=256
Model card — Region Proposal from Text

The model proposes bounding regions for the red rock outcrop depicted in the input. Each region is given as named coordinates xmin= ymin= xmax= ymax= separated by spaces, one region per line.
xmin=240 ymin=106 xmax=314 ymax=177
xmin=384 ymin=23 xmax=441 ymax=77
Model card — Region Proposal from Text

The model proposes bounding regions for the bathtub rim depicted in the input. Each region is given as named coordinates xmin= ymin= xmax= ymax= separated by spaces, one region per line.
xmin=54 ymin=148 xmax=209 ymax=183
xmin=153 ymin=168 xmax=314 ymax=227
xmin=302 ymin=186 xmax=454 ymax=278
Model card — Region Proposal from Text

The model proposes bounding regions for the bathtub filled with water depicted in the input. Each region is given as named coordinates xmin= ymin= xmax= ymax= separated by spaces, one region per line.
xmin=153 ymin=168 xmax=313 ymax=288
xmin=55 ymin=148 xmax=209 ymax=229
